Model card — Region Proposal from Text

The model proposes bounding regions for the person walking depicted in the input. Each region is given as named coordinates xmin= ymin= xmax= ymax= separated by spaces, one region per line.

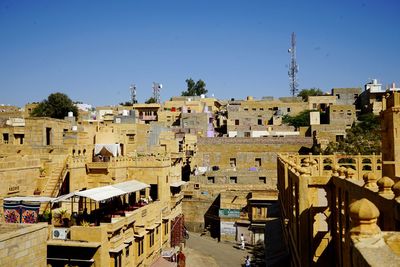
xmin=240 ymin=233 xmax=245 ymax=250
xmin=245 ymin=255 xmax=251 ymax=267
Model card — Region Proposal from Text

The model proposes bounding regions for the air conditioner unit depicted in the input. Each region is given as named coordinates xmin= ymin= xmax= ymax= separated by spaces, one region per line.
xmin=52 ymin=228 xmax=70 ymax=240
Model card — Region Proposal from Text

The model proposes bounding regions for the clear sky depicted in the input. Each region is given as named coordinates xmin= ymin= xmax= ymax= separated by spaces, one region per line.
xmin=1 ymin=0 xmax=400 ymax=107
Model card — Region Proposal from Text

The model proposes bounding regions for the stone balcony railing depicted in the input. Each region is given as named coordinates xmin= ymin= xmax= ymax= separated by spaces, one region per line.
xmin=277 ymin=153 xmax=400 ymax=267
xmin=139 ymin=115 xmax=157 ymax=121
xmin=279 ymin=152 xmax=382 ymax=181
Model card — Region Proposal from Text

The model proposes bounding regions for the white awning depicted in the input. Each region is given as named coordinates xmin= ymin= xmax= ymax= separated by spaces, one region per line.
xmin=4 ymin=196 xmax=54 ymax=203
xmin=113 ymin=180 xmax=150 ymax=193
xmin=170 ymin=181 xmax=188 ymax=187
xmin=75 ymin=180 xmax=150 ymax=202
xmin=51 ymin=192 xmax=78 ymax=203
xmin=51 ymin=180 xmax=150 ymax=203
xmin=75 ymin=186 xmax=125 ymax=202
xmin=94 ymin=144 xmax=121 ymax=157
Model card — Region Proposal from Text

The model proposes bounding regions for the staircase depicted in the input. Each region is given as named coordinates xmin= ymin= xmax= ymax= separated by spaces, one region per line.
xmin=40 ymin=156 xmax=69 ymax=212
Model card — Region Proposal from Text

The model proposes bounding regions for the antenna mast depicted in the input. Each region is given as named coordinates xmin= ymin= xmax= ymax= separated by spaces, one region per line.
xmin=152 ymin=82 xmax=162 ymax=103
xmin=288 ymin=32 xmax=299 ymax=97
xmin=130 ymin=83 xmax=137 ymax=104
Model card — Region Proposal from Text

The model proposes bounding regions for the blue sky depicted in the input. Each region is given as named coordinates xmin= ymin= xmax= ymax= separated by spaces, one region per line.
xmin=1 ymin=0 xmax=399 ymax=106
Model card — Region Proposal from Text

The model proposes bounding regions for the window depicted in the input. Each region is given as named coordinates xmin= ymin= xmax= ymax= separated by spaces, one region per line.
xmin=336 ymin=135 xmax=344 ymax=142
xmin=259 ymin=177 xmax=266 ymax=184
xmin=230 ymin=177 xmax=237 ymax=184
xmin=244 ymin=108 xmax=248 ymax=111
xmin=230 ymin=158 xmax=236 ymax=167
xmin=313 ymin=103 xmax=317 ymax=109
xmin=287 ymin=107 xmax=291 ymax=112
xmin=235 ymin=119 xmax=239 ymax=125
xmin=260 ymin=108 xmax=264 ymax=111
xmin=258 ymin=119 xmax=262 ymax=125
xmin=252 ymin=108 xmax=256 ymax=111
xmin=255 ymin=158 xmax=262 ymax=167
xmin=164 ymin=221 xmax=169 ymax=235
xmin=156 ymin=226 xmax=159 ymax=235
xmin=46 ymin=127 xmax=52 ymax=145
xmin=207 ymin=177 xmax=215 ymax=184
xmin=3 ymin=133 xmax=9 ymax=144
xmin=244 ymin=132 xmax=251 ymax=137
xmin=14 ymin=134 xmax=24 ymax=144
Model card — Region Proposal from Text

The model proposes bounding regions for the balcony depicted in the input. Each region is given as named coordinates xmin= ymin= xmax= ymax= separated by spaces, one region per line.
xmin=86 ymin=162 xmax=110 ymax=170
xmin=139 ymin=115 xmax=157 ymax=121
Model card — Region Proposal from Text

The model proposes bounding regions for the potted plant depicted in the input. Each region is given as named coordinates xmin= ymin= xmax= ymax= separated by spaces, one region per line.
xmin=53 ymin=208 xmax=70 ymax=227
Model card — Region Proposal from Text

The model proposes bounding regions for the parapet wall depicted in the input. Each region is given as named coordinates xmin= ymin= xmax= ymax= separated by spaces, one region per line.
xmin=0 ymin=223 xmax=48 ymax=266
xmin=198 ymin=137 xmax=313 ymax=145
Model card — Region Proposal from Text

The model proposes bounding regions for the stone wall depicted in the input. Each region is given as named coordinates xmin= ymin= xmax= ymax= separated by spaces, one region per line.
xmin=0 ymin=223 xmax=48 ymax=266
xmin=0 ymin=155 xmax=40 ymax=210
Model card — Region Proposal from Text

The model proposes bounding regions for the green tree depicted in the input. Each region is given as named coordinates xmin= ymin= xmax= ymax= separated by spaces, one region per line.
xmin=283 ymin=110 xmax=316 ymax=129
xmin=298 ymin=88 xmax=324 ymax=101
xmin=145 ymin=97 xmax=157 ymax=104
xmin=119 ymin=101 xmax=133 ymax=106
xmin=324 ymin=113 xmax=381 ymax=155
xmin=31 ymin=92 xmax=78 ymax=119
xmin=181 ymin=78 xmax=208 ymax=96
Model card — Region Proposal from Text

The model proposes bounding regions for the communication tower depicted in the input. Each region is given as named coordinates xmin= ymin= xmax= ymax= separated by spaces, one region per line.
xmin=152 ymin=82 xmax=162 ymax=103
xmin=130 ymin=84 xmax=137 ymax=104
xmin=288 ymin=32 xmax=299 ymax=97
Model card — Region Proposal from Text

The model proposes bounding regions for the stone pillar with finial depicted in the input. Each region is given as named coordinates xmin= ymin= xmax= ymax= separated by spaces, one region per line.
xmin=377 ymin=176 xmax=395 ymax=199
xmin=363 ymin=172 xmax=379 ymax=192
xmin=349 ymin=198 xmax=381 ymax=240
xmin=392 ymin=180 xmax=400 ymax=202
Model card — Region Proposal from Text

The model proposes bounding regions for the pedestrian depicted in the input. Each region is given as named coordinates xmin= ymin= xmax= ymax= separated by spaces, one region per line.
xmin=240 ymin=233 xmax=245 ymax=250
xmin=245 ymin=255 xmax=251 ymax=267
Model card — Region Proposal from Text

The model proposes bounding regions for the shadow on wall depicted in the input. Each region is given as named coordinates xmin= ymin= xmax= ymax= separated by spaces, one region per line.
xmin=204 ymin=194 xmax=221 ymax=240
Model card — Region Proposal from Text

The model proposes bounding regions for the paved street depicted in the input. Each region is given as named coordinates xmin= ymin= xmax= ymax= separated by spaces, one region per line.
xmin=185 ymin=232 xmax=251 ymax=267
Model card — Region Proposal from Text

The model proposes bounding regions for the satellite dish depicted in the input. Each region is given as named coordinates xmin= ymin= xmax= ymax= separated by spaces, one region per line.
xmin=288 ymin=48 xmax=291 ymax=53
xmin=158 ymin=84 xmax=163 ymax=89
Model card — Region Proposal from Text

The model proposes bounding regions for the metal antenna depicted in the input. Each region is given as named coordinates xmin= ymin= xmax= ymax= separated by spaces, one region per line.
xmin=152 ymin=82 xmax=162 ymax=103
xmin=288 ymin=32 xmax=299 ymax=97
xmin=130 ymin=83 xmax=137 ymax=104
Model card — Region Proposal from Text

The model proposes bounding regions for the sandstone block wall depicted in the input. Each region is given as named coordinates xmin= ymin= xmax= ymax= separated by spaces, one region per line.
xmin=0 ymin=223 xmax=48 ymax=266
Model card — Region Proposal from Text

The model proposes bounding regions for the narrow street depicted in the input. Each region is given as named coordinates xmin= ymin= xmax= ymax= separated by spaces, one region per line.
xmin=185 ymin=232 xmax=251 ymax=267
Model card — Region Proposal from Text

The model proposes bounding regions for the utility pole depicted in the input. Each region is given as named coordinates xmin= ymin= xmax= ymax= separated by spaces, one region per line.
xmin=288 ymin=32 xmax=299 ymax=97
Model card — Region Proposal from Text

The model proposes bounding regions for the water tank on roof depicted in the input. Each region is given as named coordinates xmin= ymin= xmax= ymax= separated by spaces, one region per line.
xmin=200 ymin=94 xmax=205 ymax=99
xmin=68 ymin=111 xmax=73 ymax=117
xmin=122 ymin=110 xmax=129 ymax=116
xmin=247 ymin=96 xmax=254 ymax=101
